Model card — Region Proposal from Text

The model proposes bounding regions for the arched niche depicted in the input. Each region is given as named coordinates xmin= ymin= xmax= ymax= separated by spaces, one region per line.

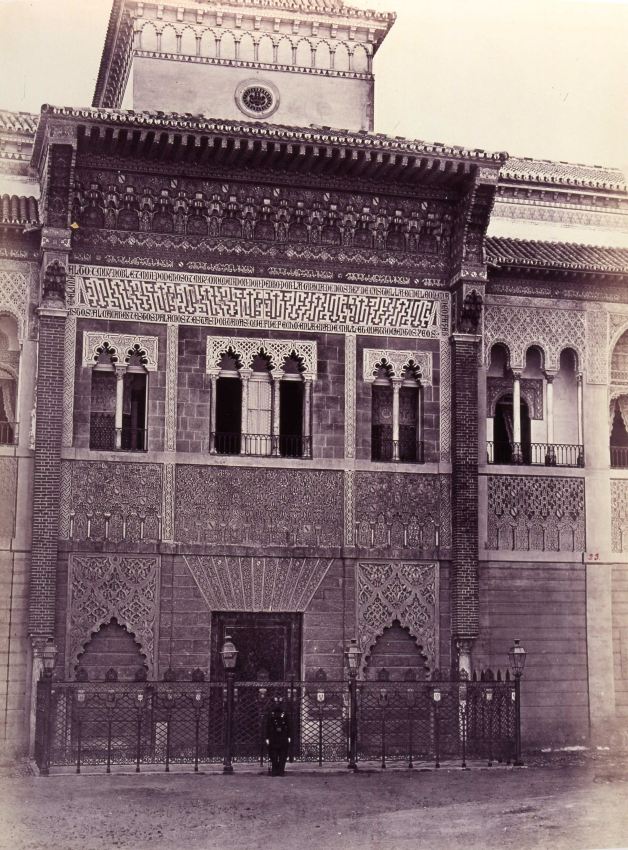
xmin=363 ymin=621 xmax=430 ymax=681
xmin=75 ymin=617 xmax=148 ymax=682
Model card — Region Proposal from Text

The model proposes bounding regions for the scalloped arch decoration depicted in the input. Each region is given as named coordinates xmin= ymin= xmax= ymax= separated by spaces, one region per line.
xmin=66 ymin=554 xmax=160 ymax=678
xmin=357 ymin=561 xmax=438 ymax=673
xmin=206 ymin=335 xmax=317 ymax=377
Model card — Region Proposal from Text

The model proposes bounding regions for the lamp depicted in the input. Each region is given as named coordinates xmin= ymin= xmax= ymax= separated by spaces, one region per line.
xmin=220 ymin=635 xmax=238 ymax=670
xmin=508 ymin=639 xmax=527 ymax=677
xmin=42 ymin=639 xmax=58 ymax=677
xmin=346 ymin=639 xmax=362 ymax=674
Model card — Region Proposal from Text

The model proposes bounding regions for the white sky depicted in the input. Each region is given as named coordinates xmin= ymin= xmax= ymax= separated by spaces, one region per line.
xmin=0 ymin=0 xmax=626 ymax=171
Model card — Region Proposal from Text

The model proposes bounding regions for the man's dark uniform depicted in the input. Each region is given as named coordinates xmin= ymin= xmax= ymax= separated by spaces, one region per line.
xmin=265 ymin=698 xmax=292 ymax=776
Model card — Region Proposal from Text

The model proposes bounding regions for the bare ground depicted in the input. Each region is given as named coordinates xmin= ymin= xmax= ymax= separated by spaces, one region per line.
xmin=1 ymin=752 xmax=627 ymax=850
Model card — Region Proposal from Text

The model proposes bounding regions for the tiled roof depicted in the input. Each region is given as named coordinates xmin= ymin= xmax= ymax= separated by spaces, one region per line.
xmin=486 ymin=237 xmax=628 ymax=273
xmin=35 ymin=104 xmax=505 ymax=163
xmin=502 ymin=157 xmax=626 ymax=191
xmin=0 ymin=110 xmax=39 ymax=135
xmin=206 ymin=0 xmax=391 ymax=17
xmin=0 ymin=194 xmax=39 ymax=226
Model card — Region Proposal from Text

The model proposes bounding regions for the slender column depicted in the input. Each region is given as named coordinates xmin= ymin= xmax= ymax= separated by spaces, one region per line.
xmin=391 ymin=377 xmax=402 ymax=460
xmin=114 ymin=366 xmax=125 ymax=450
xmin=164 ymin=323 xmax=178 ymax=452
xmin=303 ymin=376 xmax=312 ymax=458
xmin=271 ymin=371 xmax=282 ymax=456
xmin=209 ymin=371 xmax=218 ymax=454
xmin=577 ymin=373 xmax=584 ymax=447
xmin=512 ymin=371 xmax=522 ymax=462
xmin=240 ymin=368 xmax=251 ymax=455
xmin=416 ymin=384 xmax=423 ymax=460
xmin=545 ymin=374 xmax=555 ymax=445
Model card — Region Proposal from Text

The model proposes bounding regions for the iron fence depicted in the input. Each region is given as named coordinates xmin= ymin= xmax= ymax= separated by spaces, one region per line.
xmin=35 ymin=673 xmax=521 ymax=774
xmin=487 ymin=441 xmax=584 ymax=467
xmin=211 ymin=432 xmax=312 ymax=458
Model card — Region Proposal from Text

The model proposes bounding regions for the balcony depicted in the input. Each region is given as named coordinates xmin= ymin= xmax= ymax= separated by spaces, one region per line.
xmin=211 ymin=432 xmax=312 ymax=458
xmin=89 ymin=414 xmax=147 ymax=452
xmin=611 ymin=445 xmax=628 ymax=469
xmin=372 ymin=436 xmax=425 ymax=463
xmin=0 ymin=421 xmax=15 ymax=446
xmin=487 ymin=441 xmax=584 ymax=468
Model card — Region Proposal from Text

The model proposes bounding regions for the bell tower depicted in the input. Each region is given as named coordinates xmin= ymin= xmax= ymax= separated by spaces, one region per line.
xmin=94 ymin=0 xmax=395 ymax=132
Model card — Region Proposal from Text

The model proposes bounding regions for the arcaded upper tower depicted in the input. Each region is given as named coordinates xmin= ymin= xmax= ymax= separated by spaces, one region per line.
xmin=93 ymin=0 xmax=395 ymax=131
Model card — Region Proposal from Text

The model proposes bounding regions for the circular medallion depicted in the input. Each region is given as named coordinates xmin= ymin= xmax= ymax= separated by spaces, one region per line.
xmin=235 ymin=79 xmax=280 ymax=119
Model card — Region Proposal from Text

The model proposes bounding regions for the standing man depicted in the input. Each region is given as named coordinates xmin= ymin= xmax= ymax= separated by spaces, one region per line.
xmin=265 ymin=697 xmax=292 ymax=776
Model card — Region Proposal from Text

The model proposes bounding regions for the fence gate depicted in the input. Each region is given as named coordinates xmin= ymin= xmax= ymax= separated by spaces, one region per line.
xmin=34 ymin=674 xmax=521 ymax=774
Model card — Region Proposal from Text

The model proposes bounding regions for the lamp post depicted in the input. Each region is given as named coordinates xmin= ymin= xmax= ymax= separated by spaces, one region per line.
xmin=346 ymin=639 xmax=361 ymax=772
xmin=39 ymin=639 xmax=58 ymax=776
xmin=221 ymin=635 xmax=238 ymax=775
xmin=508 ymin=639 xmax=527 ymax=767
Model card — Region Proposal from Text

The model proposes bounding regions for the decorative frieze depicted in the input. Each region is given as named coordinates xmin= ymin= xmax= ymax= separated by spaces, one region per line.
xmin=183 ymin=555 xmax=334 ymax=612
xmin=611 ymin=480 xmax=628 ymax=553
xmin=354 ymin=472 xmax=449 ymax=555
xmin=67 ymin=554 xmax=160 ymax=677
xmin=357 ymin=561 xmax=439 ymax=671
xmin=487 ymin=475 xmax=585 ymax=552
xmin=362 ymin=349 xmax=433 ymax=384
xmin=175 ymin=465 xmax=343 ymax=547
xmin=206 ymin=335 xmax=317 ymax=376
xmin=60 ymin=461 xmax=162 ymax=543
xmin=71 ymin=174 xmax=453 ymax=258
xmin=439 ymin=301 xmax=451 ymax=463
xmin=0 ymin=458 xmax=16 ymax=538
xmin=62 ymin=314 xmax=76 ymax=446
xmin=484 ymin=304 xmax=585 ymax=372
xmin=82 ymin=331 xmax=159 ymax=370
xmin=586 ymin=309 xmax=609 ymax=385
xmin=69 ymin=264 xmax=445 ymax=338
xmin=344 ymin=333 xmax=356 ymax=458
xmin=164 ymin=324 xmax=178 ymax=450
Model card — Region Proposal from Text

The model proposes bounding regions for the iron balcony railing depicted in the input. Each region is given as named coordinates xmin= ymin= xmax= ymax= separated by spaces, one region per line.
xmin=211 ymin=432 xmax=312 ymax=458
xmin=34 ymin=670 xmax=522 ymax=775
xmin=89 ymin=415 xmax=147 ymax=452
xmin=611 ymin=445 xmax=628 ymax=468
xmin=372 ymin=437 xmax=425 ymax=463
xmin=0 ymin=421 xmax=16 ymax=445
xmin=487 ymin=441 xmax=584 ymax=468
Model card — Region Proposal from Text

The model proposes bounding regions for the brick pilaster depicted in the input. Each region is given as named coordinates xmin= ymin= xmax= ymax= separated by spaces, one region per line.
xmin=450 ymin=332 xmax=481 ymax=643
xmin=28 ymin=307 xmax=67 ymax=638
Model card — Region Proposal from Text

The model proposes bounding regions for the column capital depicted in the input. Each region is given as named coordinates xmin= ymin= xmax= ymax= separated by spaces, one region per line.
xmin=115 ymin=364 xmax=126 ymax=379
xmin=544 ymin=371 xmax=557 ymax=383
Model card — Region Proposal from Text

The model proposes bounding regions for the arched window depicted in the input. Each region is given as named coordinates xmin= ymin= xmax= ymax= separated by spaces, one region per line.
xmin=89 ymin=343 xmax=149 ymax=452
xmin=371 ymin=361 xmax=422 ymax=462
xmin=208 ymin=337 xmax=316 ymax=459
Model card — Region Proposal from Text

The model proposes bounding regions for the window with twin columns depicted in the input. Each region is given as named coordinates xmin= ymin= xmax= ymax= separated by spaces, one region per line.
xmin=206 ymin=337 xmax=317 ymax=458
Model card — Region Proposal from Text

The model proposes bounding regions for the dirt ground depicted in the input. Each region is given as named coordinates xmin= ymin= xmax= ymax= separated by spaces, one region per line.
xmin=0 ymin=752 xmax=627 ymax=850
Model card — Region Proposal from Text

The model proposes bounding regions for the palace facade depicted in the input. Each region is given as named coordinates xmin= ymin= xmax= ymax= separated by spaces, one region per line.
xmin=1 ymin=0 xmax=628 ymax=759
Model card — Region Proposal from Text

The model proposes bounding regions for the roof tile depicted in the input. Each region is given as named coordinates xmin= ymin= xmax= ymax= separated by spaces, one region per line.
xmin=486 ymin=236 xmax=628 ymax=273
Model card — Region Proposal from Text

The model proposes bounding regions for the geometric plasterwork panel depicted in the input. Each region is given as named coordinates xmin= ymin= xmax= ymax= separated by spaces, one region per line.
xmin=345 ymin=333 xmax=356 ymax=458
xmin=610 ymin=312 xmax=628 ymax=384
xmin=587 ymin=309 xmax=609 ymax=385
xmin=611 ymin=480 xmax=628 ymax=553
xmin=354 ymin=472 xmax=449 ymax=556
xmin=439 ymin=299 xmax=451 ymax=462
xmin=487 ymin=475 xmax=585 ymax=552
xmin=362 ymin=348 xmax=433 ymax=385
xmin=60 ymin=461 xmax=163 ymax=544
xmin=484 ymin=304 xmax=585 ymax=372
xmin=486 ymin=377 xmax=543 ymax=419
xmin=82 ymin=331 xmax=159 ymax=370
xmin=357 ymin=561 xmax=439 ymax=672
xmin=175 ymin=465 xmax=343 ymax=548
xmin=0 ymin=457 xmax=17 ymax=537
xmin=66 ymin=554 xmax=160 ymax=677
xmin=0 ymin=268 xmax=30 ymax=340
xmin=183 ymin=555 xmax=334 ymax=613
xmin=206 ymin=335 xmax=317 ymax=377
